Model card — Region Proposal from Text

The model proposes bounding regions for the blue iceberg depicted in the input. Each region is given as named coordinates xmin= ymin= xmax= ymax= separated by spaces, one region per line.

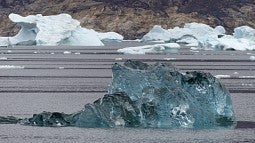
xmin=108 ymin=60 xmax=235 ymax=128
xmin=0 ymin=60 xmax=235 ymax=128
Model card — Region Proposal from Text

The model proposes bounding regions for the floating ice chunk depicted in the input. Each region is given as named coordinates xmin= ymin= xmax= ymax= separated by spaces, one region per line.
xmin=108 ymin=60 xmax=235 ymax=128
xmin=215 ymin=75 xmax=231 ymax=79
xmin=117 ymin=43 xmax=180 ymax=54
xmin=200 ymin=26 xmax=255 ymax=51
xmin=142 ymin=23 xmax=225 ymax=47
xmin=59 ymin=27 xmax=104 ymax=46
xmin=250 ymin=56 xmax=255 ymax=61
xmin=214 ymin=26 xmax=226 ymax=35
xmin=0 ymin=65 xmax=24 ymax=69
xmin=234 ymin=26 xmax=255 ymax=40
xmin=201 ymin=35 xmax=255 ymax=51
xmin=63 ymin=51 xmax=71 ymax=54
xmin=4 ymin=60 xmax=235 ymax=129
xmin=0 ymin=57 xmax=8 ymax=60
xmin=97 ymin=32 xmax=124 ymax=41
xmin=5 ymin=13 xmax=123 ymax=46
xmin=141 ymin=25 xmax=172 ymax=42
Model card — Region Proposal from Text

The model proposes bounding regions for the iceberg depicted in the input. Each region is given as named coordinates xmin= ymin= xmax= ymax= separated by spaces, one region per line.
xmin=141 ymin=25 xmax=173 ymax=42
xmin=97 ymin=32 xmax=124 ymax=42
xmin=12 ymin=60 xmax=235 ymax=129
xmin=108 ymin=60 xmax=235 ymax=128
xmin=0 ymin=61 xmax=236 ymax=128
xmin=0 ymin=13 xmax=124 ymax=46
xmin=233 ymin=26 xmax=255 ymax=40
xmin=117 ymin=43 xmax=180 ymax=54
xmin=200 ymin=26 xmax=255 ymax=51
xmin=142 ymin=23 xmax=225 ymax=47
xmin=142 ymin=23 xmax=255 ymax=50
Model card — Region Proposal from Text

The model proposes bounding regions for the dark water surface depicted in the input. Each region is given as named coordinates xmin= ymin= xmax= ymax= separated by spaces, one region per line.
xmin=0 ymin=41 xmax=254 ymax=142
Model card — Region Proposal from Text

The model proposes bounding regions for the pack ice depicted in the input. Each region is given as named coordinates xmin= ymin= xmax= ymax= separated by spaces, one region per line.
xmin=0 ymin=13 xmax=123 ymax=46
xmin=6 ymin=60 xmax=235 ymax=129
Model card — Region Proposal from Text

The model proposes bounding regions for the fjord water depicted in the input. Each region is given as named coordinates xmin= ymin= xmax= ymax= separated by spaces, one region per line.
xmin=0 ymin=41 xmax=254 ymax=142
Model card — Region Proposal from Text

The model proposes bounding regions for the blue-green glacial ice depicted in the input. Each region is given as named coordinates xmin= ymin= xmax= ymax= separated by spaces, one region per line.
xmin=0 ymin=60 xmax=235 ymax=128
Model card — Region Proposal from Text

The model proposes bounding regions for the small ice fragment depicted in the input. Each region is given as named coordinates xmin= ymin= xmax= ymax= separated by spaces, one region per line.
xmin=63 ymin=51 xmax=71 ymax=54
xmin=0 ymin=57 xmax=8 ymax=60
xmin=164 ymin=58 xmax=176 ymax=61
xmin=74 ymin=52 xmax=80 ymax=55
xmin=0 ymin=65 xmax=24 ymax=69
xmin=249 ymin=56 xmax=255 ymax=61
xmin=115 ymin=58 xmax=123 ymax=61
xmin=215 ymin=75 xmax=231 ymax=79
xmin=233 ymin=72 xmax=239 ymax=75
xmin=59 ymin=67 xmax=65 ymax=69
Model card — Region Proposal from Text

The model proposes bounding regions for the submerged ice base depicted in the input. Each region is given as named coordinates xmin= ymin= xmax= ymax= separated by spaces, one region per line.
xmin=1 ymin=61 xmax=235 ymax=128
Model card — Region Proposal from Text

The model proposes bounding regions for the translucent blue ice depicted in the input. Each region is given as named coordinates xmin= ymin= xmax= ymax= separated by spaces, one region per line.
xmin=108 ymin=60 xmax=235 ymax=128
xmin=11 ymin=60 xmax=235 ymax=128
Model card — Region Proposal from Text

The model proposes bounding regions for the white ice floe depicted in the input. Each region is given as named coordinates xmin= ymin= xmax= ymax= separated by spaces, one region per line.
xmin=142 ymin=25 xmax=173 ymax=42
xmin=63 ymin=51 xmax=71 ymax=54
xmin=199 ymin=25 xmax=255 ymax=51
xmin=250 ymin=56 xmax=255 ymax=61
xmin=0 ymin=13 xmax=124 ymax=47
xmin=215 ymin=75 xmax=231 ymax=79
xmin=142 ymin=23 xmax=224 ymax=47
xmin=97 ymin=32 xmax=124 ymax=41
xmin=142 ymin=23 xmax=255 ymax=51
xmin=117 ymin=43 xmax=180 ymax=54
xmin=0 ymin=57 xmax=8 ymax=60
xmin=0 ymin=65 xmax=24 ymax=69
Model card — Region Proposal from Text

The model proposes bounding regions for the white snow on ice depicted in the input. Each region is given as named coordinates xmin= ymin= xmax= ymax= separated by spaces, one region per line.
xmin=117 ymin=43 xmax=180 ymax=54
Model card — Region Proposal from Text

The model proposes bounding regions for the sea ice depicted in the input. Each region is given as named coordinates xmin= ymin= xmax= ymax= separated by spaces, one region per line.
xmin=117 ymin=43 xmax=180 ymax=54
xmin=16 ymin=60 xmax=235 ymax=129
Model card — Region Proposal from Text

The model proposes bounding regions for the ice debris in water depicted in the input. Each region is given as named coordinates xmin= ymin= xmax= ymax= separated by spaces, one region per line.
xmin=1 ymin=60 xmax=235 ymax=128
xmin=117 ymin=43 xmax=180 ymax=54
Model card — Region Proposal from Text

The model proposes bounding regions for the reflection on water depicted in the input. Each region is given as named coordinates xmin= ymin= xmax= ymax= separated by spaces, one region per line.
xmin=0 ymin=124 xmax=254 ymax=143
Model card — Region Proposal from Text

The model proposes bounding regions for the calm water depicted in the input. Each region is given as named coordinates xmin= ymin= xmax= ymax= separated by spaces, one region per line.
xmin=0 ymin=41 xmax=254 ymax=142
